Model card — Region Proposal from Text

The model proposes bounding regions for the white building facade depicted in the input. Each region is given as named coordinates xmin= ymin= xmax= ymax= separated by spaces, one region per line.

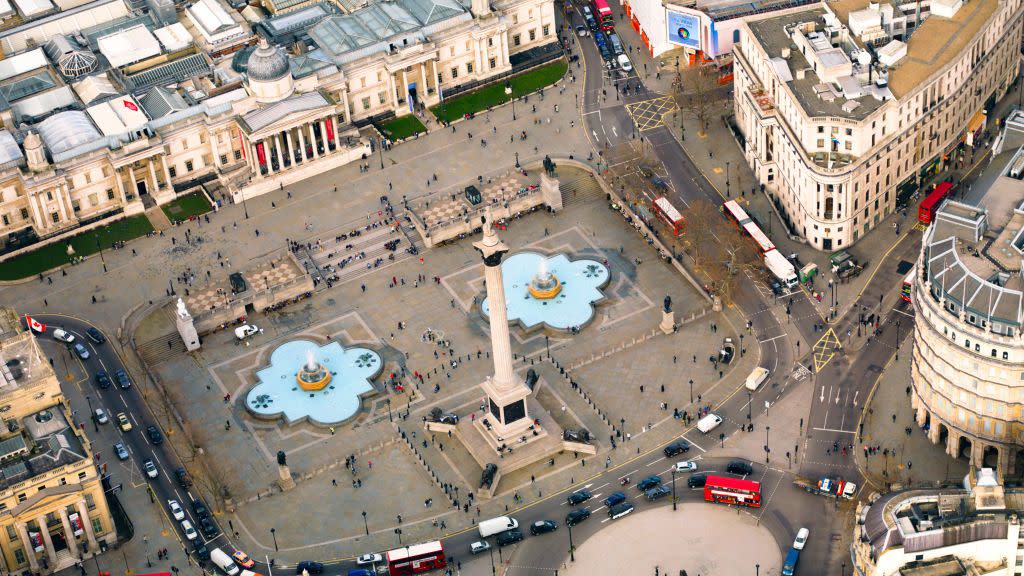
xmin=733 ymin=0 xmax=1023 ymax=250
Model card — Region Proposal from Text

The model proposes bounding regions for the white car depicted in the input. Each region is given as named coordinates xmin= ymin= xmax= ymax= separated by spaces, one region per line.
xmin=94 ymin=408 xmax=108 ymax=424
xmin=793 ymin=527 xmax=809 ymax=550
xmin=356 ymin=553 xmax=383 ymax=566
xmin=617 ymin=54 xmax=633 ymax=72
xmin=469 ymin=541 xmax=491 ymax=554
xmin=575 ymin=25 xmax=588 ymax=36
xmin=53 ymin=329 xmax=75 ymax=343
xmin=674 ymin=461 xmax=698 ymax=473
xmin=168 ymin=500 xmax=185 ymax=521
xmin=142 ymin=458 xmax=159 ymax=479
xmin=181 ymin=520 xmax=198 ymax=541
xmin=234 ymin=324 xmax=262 ymax=340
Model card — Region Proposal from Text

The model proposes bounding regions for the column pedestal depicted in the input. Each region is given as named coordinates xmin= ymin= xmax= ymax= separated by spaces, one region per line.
xmin=277 ymin=464 xmax=296 ymax=491
xmin=659 ymin=309 xmax=675 ymax=335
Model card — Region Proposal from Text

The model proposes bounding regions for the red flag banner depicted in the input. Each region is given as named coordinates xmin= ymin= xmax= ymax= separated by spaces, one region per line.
xmin=25 ymin=315 xmax=45 ymax=333
xmin=325 ymin=118 xmax=334 ymax=143
xmin=256 ymin=142 xmax=266 ymax=165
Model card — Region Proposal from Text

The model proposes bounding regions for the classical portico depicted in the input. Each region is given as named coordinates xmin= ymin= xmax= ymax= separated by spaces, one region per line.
xmin=239 ymin=91 xmax=348 ymax=178
xmin=8 ymin=488 xmax=104 ymax=574
xmin=112 ymin=153 xmax=174 ymax=204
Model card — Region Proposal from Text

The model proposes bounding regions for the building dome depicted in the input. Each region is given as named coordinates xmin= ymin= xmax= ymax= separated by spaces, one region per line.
xmin=246 ymin=38 xmax=290 ymax=82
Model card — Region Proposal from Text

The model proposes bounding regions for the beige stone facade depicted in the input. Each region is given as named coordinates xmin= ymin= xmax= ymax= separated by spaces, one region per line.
xmin=910 ymin=199 xmax=1024 ymax=479
xmin=733 ymin=0 xmax=1024 ymax=250
xmin=0 ymin=308 xmax=117 ymax=575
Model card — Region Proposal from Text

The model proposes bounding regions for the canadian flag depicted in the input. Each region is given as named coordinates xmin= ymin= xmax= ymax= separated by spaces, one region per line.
xmin=123 ymin=100 xmax=138 ymax=112
xmin=25 ymin=315 xmax=45 ymax=333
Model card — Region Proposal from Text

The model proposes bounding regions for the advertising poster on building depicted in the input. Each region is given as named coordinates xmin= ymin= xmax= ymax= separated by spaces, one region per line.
xmin=667 ymin=10 xmax=700 ymax=49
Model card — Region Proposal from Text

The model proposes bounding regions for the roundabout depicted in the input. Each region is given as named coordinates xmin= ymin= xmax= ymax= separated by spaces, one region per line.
xmin=561 ymin=504 xmax=781 ymax=575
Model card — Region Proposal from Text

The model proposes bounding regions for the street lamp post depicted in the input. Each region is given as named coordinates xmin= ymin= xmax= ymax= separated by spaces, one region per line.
xmin=895 ymin=319 xmax=902 ymax=361
xmin=756 ymin=564 xmax=760 ymax=576
xmin=394 ymin=527 xmax=402 ymax=545
xmin=144 ymin=534 xmax=151 ymax=567
xmin=515 ymin=152 xmax=520 ymax=169
xmin=765 ymin=426 xmax=771 ymax=463
xmin=488 ymin=543 xmax=496 ymax=574
xmin=270 ymin=528 xmax=278 ymax=551
xmin=671 ymin=468 xmax=677 ymax=511
xmin=726 ymin=161 xmax=731 ymax=197
xmin=567 ymin=522 xmax=575 ymax=561
xmin=361 ymin=511 xmax=368 ymax=535
xmin=378 ymin=138 xmax=385 ymax=169
xmin=505 ymin=82 xmax=516 ymax=121
xmin=545 ymin=335 xmax=550 ymax=358
xmin=386 ymin=398 xmax=393 ymax=422
xmin=689 ymin=379 xmax=693 ymax=403
xmin=85 ymin=395 xmax=98 ymax=432
xmin=747 ymin=390 xmax=752 ymax=421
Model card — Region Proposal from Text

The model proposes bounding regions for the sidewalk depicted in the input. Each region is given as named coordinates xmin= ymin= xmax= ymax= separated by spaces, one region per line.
xmin=854 ymin=351 xmax=968 ymax=493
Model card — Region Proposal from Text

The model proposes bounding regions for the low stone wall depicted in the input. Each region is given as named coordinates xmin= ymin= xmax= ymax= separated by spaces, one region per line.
xmin=562 ymin=440 xmax=597 ymax=455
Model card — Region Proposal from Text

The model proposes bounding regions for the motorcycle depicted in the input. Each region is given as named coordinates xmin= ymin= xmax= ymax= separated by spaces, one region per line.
xmin=620 ymin=477 xmax=630 ymax=486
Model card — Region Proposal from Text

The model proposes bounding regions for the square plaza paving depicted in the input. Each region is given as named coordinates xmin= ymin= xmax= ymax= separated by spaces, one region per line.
xmin=132 ymin=171 xmax=744 ymax=560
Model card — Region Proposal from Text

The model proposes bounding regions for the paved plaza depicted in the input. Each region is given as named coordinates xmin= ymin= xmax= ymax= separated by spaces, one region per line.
xmin=561 ymin=505 xmax=781 ymax=576
xmin=126 ymin=167 xmax=738 ymax=561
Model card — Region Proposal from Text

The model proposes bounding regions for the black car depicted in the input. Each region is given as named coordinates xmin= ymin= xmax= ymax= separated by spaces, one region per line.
xmin=529 ymin=520 xmax=557 ymax=535
xmin=85 ymin=327 xmax=106 ymax=344
xmin=566 ymin=508 xmax=591 ymax=526
xmin=645 ymin=485 xmax=671 ymax=501
xmin=146 ymin=425 xmax=163 ymax=445
xmin=114 ymin=369 xmax=131 ymax=389
xmin=770 ymin=279 xmax=784 ymax=296
xmin=637 ymin=475 xmax=661 ymax=491
xmin=688 ymin=473 xmax=709 ymax=488
xmin=567 ymin=489 xmax=592 ymax=505
xmin=174 ymin=467 xmax=192 ymax=488
xmin=296 ymin=561 xmax=323 ymax=575
xmin=95 ymin=370 xmax=111 ymax=389
xmin=192 ymin=542 xmax=210 ymax=561
xmin=192 ymin=499 xmax=209 ymax=519
xmin=199 ymin=517 xmax=217 ymax=538
xmin=663 ymin=440 xmax=691 ymax=458
xmin=727 ymin=460 xmax=753 ymax=476
xmin=496 ymin=528 xmax=524 ymax=547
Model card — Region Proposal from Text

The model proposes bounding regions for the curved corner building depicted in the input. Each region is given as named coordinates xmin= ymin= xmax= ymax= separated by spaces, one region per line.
xmin=911 ymin=196 xmax=1024 ymax=478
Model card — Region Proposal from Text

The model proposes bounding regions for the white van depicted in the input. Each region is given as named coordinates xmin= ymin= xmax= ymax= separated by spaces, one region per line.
xmin=478 ymin=516 xmax=518 ymax=538
xmin=209 ymin=548 xmax=240 ymax=576
xmin=240 ymin=570 xmax=265 ymax=576
xmin=745 ymin=367 xmax=770 ymax=391
xmin=696 ymin=413 xmax=723 ymax=433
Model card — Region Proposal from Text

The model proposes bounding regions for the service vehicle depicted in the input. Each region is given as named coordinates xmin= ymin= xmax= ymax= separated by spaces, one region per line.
xmin=478 ymin=516 xmax=518 ymax=538
xmin=793 ymin=476 xmax=857 ymax=499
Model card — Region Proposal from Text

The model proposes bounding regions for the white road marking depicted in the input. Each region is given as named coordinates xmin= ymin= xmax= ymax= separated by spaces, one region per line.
xmin=811 ymin=427 xmax=857 ymax=434
xmin=758 ymin=334 xmax=786 ymax=344
xmin=683 ymin=437 xmax=706 ymax=452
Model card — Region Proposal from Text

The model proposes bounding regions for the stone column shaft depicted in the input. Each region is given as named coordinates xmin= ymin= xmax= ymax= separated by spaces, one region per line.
xmin=285 ymin=130 xmax=295 ymax=164
xmin=161 ymin=155 xmax=173 ymax=188
xmin=77 ymin=500 xmax=97 ymax=551
xmin=36 ymin=516 xmax=55 ymax=564
xmin=58 ymin=508 xmax=80 ymax=560
xmin=273 ymin=134 xmax=285 ymax=169
xmin=330 ymin=116 xmax=341 ymax=148
xmin=309 ymin=124 xmax=320 ymax=158
xmin=298 ymin=128 xmax=308 ymax=161
xmin=16 ymin=523 xmax=39 ymax=572
xmin=483 ymin=262 xmax=515 ymax=389
xmin=148 ymin=158 xmax=159 ymax=192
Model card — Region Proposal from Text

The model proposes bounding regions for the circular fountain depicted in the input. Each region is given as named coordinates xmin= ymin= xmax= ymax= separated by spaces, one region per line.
xmin=296 ymin=349 xmax=332 ymax=391
xmin=527 ymin=257 xmax=562 ymax=299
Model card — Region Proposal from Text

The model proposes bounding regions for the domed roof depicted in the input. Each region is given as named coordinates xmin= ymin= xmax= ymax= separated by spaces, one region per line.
xmin=246 ymin=38 xmax=290 ymax=82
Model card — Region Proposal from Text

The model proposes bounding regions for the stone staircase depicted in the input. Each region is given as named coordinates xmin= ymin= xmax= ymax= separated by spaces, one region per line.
xmin=137 ymin=332 xmax=188 ymax=365
xmin=559 ymin=173 xmax=605 ymax=204
xmin=144 ymin=205 xmax=173 ymax=231
xmin=299 ymin=215 xmax=426 ymax=287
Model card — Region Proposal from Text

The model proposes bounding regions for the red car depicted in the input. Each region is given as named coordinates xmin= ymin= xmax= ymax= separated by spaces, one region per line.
xmin=232 ymin=551 xmax=254 ymax=569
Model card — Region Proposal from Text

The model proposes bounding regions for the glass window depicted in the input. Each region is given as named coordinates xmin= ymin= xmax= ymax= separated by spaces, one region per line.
xmin=466 ymin=62 xmax=473 ymax=73
xmin=185 ymin=160 xmax=194 ymax=172
xmin=513 ymin=34 xmax=521 ymax=46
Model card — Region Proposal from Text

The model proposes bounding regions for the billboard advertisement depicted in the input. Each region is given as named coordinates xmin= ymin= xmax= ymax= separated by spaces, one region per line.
xmin=667 ymin=10 xmax=700 ymax=49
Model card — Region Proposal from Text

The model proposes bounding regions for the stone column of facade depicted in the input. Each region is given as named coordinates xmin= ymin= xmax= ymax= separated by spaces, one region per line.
xmin=76 ymin=501 xmax=97 ymax=551
xmin=297 ymin=128 xmax=308 ymax=161
xmin=35 ymin=517 xmax=55 ymax=565
xmin=388 ymin=72 xmax=399 ymax=108
xmin=419 ymin=63 xmax=428 ymax=102
xmin=342 ymin=90 xmax=352 ymax=123
xmin=161 ymin=155 xmax=173 ymax=188
xmin=113 ymin=168 xmax=127 ymax=204
xmin=430 ymin=59 xmax=438 ymax=99
xmin=16 ymin=523 xmax=39 ymax=572
xmin=928 ymin=416 xmax=941 ymax=444
xmin=273 ymin=135 xmax=285 ymax=170
xmin=36 ymin=193 xmax=50 ymax=230
xmin=475 ymin=39 xmax=484 ymax=78
xmin=28 ymin=191 xmax=44 ymax=229
xmin=54 ymin=184 xmax=69 ymax=223
xmin=970 ymin=443 xmax=985 ymax=469
xmin=501 ymin=33 xmax=509 ymax=67
xmin=248 ymin=141 xmax=262 ymax=178
xmin=330 ymin=116 xmax=340 ymax=148
xmin=267 ymin=140 xmax=278 ymax=174
xmin=209 ymin=129 xmax=221 ymax=168
xmin=915 ymin=406 xmax=927 ymax=427
xmin=127 ymin=166 xmax=137 ymax=196
xmin=147 ymin=158 xmax=159 ymax=192
xmin=58 ymin=508 xmax=79 ymax=560
xmin=308 ymin=124 xmax=320 ymax=158
xmin=946 ymin=432 xmax=960 ymax=459
xmin=285 ymin=129 xmax=295 ymax=165
xmin=318 ymin=119 xmax=329 ymax=152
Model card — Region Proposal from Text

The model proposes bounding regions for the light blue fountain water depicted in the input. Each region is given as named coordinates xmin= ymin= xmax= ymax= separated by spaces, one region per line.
xmin=482 ymin=251 xmax=610 ymax=330
xmin=245 ymin=339 xmax=382 ymax=426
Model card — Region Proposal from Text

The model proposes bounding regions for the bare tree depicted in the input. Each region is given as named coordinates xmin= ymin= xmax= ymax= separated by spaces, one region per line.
xmin=682 ymin=198 xmax=718 ymax=271
xmin=672 ymin=64 xmax=725 ymax=138
xmin=180 ymin=421 xmax=232 ymax=512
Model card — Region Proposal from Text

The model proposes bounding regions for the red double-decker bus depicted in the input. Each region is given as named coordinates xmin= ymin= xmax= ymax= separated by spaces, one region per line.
xmin=591 ymin=0 xmax=614 ymax=30
xmin=703 ymin=475 xmax=762 ymax=508
xmin=918 ymin=181 xmax=953 ymax=225
xmin=386 ymin=541 xmax=446 ymax=575
xmin=652 ymin=196 xmax=685 ymax=237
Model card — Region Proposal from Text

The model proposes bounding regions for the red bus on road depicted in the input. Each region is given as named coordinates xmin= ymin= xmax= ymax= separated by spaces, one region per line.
xmin=591 ymin=0 xmax=614 ymax=30
xmin=918 ymin=181 xmax=953 ymax=224
xmin=386 ymin=541 xmax=446 ymax=576
xmin=704 ymin=475 xmax=762 ymax=508
xmin=652 ymin=196 xmax=685 ymax=237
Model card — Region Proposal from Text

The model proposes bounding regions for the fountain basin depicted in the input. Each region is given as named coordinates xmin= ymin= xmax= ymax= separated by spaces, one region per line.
xmin=245 ymin=339 xmax=382 ymax=426
xmin=482 ymin=251 xmax=610 ymax=331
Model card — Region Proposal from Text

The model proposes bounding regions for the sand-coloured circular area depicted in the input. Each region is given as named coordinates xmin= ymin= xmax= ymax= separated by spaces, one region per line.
xmin=562 ymin=504 xmax=782 ymax=575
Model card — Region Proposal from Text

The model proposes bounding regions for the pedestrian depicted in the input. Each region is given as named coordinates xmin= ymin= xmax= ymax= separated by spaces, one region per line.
xmin=332 ymin=478 xmax=337 ymax=486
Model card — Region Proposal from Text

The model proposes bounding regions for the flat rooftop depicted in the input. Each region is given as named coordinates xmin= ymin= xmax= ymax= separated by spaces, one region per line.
xmin=829 ymin=0 xmax=999 ymax=98
xmin=746 ymin=9 xmax=883 ymax=121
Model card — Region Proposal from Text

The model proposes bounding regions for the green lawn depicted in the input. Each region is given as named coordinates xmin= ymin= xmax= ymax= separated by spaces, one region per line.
xmin=161 ymin=192 xmax=212 ymax=222
xmin=378 ymin=115 xmax=427 ymax=141
xmin=0 ymin=214 xmax=154 ymax=280
xmin=431 ymin=60 xmax=568 ymax=123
